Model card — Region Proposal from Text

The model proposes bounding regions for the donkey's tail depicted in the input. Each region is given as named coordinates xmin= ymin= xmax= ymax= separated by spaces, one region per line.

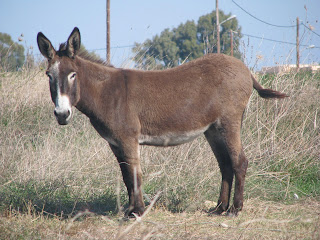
xmin=252 ymin=75 xmax=288 ymax=99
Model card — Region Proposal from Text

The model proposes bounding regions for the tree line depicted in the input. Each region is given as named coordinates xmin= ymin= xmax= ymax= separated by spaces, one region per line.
xmin=0 ymin=33 xmax=25 ymax=71
xmin=132 ymin=10 xmax=242 ymax=69
xmin=0 ymin=10 xmax=241 ymax=71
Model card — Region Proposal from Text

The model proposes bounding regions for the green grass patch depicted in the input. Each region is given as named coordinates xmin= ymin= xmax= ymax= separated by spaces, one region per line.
xmin=0 ymin=181 xmax=119 ymax=217
xmin=291 ymin=166 xmax=320 ymax=198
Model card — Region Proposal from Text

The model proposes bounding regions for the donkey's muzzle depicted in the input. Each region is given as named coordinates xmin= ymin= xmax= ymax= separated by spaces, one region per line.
xmin=54 ymin=108 xmax=71 ymax=125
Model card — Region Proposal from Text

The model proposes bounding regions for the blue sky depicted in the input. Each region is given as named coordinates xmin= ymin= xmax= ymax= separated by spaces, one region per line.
xmin=1 ymin=0 xmax=319 ymax=69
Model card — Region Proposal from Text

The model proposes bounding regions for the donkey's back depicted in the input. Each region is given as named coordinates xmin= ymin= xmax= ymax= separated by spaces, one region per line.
xmin=123 ymin=54 xmax=253 ymax=144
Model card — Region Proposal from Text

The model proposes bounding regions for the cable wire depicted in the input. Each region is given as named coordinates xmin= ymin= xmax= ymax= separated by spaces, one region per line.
xmin=232 ymin=0 xmax=320 ymax=39
xmin=241 ymin=32 xmax=320 ymax=48
xmin=232 ymin=0 xmax=297 ymax=28
xmin=301 ymin=22 xmax=320 ymax=38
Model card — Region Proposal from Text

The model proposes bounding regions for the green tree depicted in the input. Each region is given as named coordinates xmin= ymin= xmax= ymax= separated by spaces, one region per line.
xmin=198 ymin=11 xmax=242 ymax=57
xmin=133 ymin=29 xmax=179 ymax=69
xmin=174 ymin=20 xmax=204 ymax=62
xmin=0 ymin=33 xmax=25 ymax=71
xmin=133 ymin=10 xmax=242 ymax=69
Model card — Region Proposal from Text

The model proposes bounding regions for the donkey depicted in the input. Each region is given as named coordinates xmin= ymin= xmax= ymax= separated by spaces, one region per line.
xmin=37 ymin=27 xmax=287 ymax=217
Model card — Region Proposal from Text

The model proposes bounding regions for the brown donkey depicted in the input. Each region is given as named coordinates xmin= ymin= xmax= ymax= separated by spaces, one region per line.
xmin=37 ymin=27 xmax=287 ymax=217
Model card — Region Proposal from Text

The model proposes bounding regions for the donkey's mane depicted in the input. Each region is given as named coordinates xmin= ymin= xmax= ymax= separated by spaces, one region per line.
xmin=58 ymin=43 xmax=114 ymax=67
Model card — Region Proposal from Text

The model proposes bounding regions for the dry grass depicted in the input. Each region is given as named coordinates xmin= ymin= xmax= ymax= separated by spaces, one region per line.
xmin=0 ymin=198 xmax=319 ymax=239
xmin=0 ymin=64 xmax=319 ymax=239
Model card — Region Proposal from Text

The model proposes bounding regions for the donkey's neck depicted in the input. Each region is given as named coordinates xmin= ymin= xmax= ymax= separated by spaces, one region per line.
xmin=74 ymin=57 xmax=118 ymax=120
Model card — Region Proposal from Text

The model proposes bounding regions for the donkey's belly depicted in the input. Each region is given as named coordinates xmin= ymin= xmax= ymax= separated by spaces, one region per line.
xmin=138 ymin=126 xmax=209 ymax=146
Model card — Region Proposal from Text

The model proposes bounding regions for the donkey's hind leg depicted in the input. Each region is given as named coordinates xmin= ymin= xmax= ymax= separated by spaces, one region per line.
xmin=229 ymin=147 xmax=248 ymax=215
xmin=205 ymin=125 xmax=234 ymax=214
xmin=205 ymin=120 xmax=248 ymax=216
xmin=218 ymin=120 xmax=248 ymax=215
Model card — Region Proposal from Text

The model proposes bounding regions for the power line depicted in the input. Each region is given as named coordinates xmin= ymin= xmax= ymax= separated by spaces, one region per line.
xmin=232 ymin=0 xmax=296 ymax=28
xmin=240 ymin=32 xmax=320 ymax=48
xmin=232 ymin=0 xmax=320 ymax=39
xmin=91 ymin=45 xmax=135 ymax=51
xmin=301 ymin=22 xmax=320 ymax=38
xmin=32 ymin=45 xmax=135 ymax=56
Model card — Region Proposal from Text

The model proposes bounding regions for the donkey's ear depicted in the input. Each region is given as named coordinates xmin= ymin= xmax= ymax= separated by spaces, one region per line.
xmin=37 ymin=32 xmax=55 ymax=60
xmin=66 ymin=27 xmax=81 ymax=58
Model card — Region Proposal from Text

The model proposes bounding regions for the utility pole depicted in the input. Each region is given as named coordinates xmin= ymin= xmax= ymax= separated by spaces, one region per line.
xmin=106 ymin=0 xmax=111 ymax=64
xmin=296 ymin=17 xmax=300 ymax=70
xmin=216 ymin=0 xmax=220 ymax=53
xmin=230 ymin=30 xmax=233 ymax=57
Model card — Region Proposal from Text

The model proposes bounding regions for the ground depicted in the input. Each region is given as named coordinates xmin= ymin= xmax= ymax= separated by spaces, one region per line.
xmin=1 ymin=198 xmax=319 ymax=239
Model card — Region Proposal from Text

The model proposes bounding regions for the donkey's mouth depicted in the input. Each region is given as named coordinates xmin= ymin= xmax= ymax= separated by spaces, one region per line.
xmin=56 ymin=118 xmax=69 ymax=125
xmin=54 ymin=109 xmax=71 ymax=125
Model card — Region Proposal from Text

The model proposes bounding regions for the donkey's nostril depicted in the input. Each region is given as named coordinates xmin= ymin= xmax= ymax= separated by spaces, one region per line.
xmin=54 ymin=108 xmax=71 ymax=125
xmin=54 ymin=108 xmax=71 ymax=119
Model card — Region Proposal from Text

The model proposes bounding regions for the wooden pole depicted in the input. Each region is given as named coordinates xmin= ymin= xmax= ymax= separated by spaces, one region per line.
xmin=296 ymin=17 xmax=299 ymax=69
xmin=216 ymin=0 xmax=220 ymax=53
xmin=230 ymin=30 xmax=233 ymax=57
xmin=107 ymin=0 xmax=111 ymax=64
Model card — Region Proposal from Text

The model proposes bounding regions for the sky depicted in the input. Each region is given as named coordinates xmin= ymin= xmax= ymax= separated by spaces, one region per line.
xmin=1 ymin=0 xmax=319 ymax=70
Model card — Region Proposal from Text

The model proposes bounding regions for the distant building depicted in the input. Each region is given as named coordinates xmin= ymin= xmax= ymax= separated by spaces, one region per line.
xmin=260 ymin=64 xmax=320 ymax=74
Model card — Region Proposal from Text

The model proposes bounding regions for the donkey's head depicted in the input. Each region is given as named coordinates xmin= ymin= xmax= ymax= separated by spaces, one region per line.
xmin=37 ymin=27 xmax=81 ymax=125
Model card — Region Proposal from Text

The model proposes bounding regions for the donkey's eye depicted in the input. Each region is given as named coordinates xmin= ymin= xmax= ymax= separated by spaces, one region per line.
xmin=68 ymin=72 xmax=77 ymax=81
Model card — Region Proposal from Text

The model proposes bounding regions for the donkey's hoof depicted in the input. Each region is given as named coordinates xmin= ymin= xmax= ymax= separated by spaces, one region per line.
xmin=124 ymin=207 xmax=145 ymax=219
xmin=226 ymin=205 xmax=241 ymax=217
xmin=207 ymin=206 xmax=226 ymax=216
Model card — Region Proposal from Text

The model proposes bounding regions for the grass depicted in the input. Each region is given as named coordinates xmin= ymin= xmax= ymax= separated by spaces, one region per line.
xmin=0 ymin=199 xmax=319 ymax=239
xmin=0 ymin=63 xmax=319 ymax=239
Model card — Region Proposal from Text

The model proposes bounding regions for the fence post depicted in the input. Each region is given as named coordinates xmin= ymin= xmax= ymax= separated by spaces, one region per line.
xmin=106 ymin=0 xmax=111 ymax=64
xmin=216 ymin=0 xmax=220 ymax=53
xmin=296 ymin=17 xmax=299 ymax=70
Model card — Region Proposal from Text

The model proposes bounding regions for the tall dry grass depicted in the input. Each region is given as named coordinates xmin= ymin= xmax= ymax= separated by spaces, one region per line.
xmin=0 ymin=62 xmax=319 ymax=217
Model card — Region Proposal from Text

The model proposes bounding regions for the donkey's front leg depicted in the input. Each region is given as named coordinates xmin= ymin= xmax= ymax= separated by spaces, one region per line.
xmin=109 ymin=142 xmax=145 ymax=217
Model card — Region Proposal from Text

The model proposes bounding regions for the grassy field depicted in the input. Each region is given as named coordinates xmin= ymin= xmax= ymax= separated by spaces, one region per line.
xmin=0 ymin=65 xmax=319 ymax=239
